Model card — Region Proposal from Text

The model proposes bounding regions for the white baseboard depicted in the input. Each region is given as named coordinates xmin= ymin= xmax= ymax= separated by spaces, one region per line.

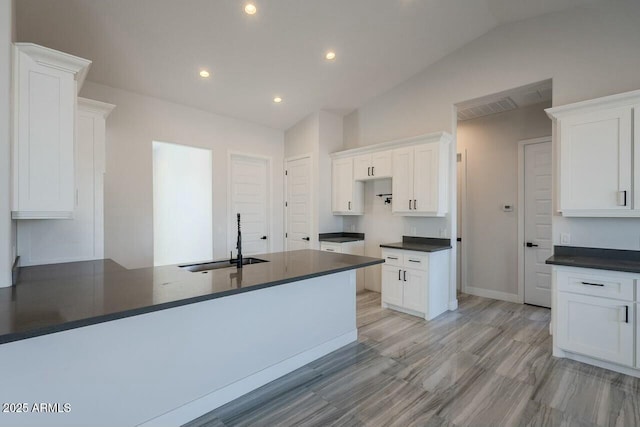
xmin=448 ymin=299 xmax=458 ymax=310
xmin=138 ymin=329 xmax=358 ymax=427
xmin=464 ymin=286 xmax=521 ymax=303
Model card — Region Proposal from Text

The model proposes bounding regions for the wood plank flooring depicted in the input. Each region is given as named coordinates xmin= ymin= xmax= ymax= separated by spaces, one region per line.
xmin=184 ymin=291 xmax=640 ymax=427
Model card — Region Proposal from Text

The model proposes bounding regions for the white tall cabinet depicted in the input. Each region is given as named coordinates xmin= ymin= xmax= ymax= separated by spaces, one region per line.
xmin=546 ymin=90 xmax=640 ymax=216
xmin=12 ymin=43 xmax=91 ymax=219
xmin=17 ymin=98 xmax=114 ymax=266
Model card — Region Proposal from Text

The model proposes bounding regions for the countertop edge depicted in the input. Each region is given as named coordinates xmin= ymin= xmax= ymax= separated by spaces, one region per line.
xmin=545 ymin=258 xmax=640 ymax=274
xmin=1 ymin=257 xmax=384 ymax=345
xmin=379 ymin=244 xmax=452 ymax=253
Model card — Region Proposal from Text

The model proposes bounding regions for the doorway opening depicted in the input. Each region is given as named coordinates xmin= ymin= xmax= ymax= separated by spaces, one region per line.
xmin=455 ymin=80 xmax=553 ymax=306
xmin=152 ymin=141 xmax=213 ymax=266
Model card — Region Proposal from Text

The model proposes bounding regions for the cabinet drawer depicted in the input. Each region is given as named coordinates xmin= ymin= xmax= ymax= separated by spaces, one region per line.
xmin=381 ymin=249 xmax=403 ymax=267
xmin=403 ymin=252 xmax=428 ymax=270
xmin=320 ymin=243 xmax=342 ymax=253
xmin=556 ymin=269 xmax=635 ymax=301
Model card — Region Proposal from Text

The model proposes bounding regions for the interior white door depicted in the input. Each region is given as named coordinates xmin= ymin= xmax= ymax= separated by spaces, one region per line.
xmin=230 ymin=155 xmax=270 ymax=256
xmin=286 ymin=156 xmax=312 ymax=251
xmin=524 ymin=141 xmax=552 ymax=307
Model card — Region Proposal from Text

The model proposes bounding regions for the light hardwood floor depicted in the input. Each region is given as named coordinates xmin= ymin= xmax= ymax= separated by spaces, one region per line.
xmin=184 ymin=291 xmax=640 ymax=427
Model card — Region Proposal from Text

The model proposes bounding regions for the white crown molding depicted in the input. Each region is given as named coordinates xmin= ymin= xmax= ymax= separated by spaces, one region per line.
xmin=546 ymin=89 xmax=640 ymax=120
xmin=331 ymin=131 xmax=453 ymax=159
xmin=78 ymin=97 xmax=116 ymax=118
xmin=14 ymin=42 xmax=92 ymax=91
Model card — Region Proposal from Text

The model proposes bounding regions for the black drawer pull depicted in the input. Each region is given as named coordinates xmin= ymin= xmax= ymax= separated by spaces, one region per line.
xmin=387 ymin=256 xmax=398 ymax=260
xmin=408 ymin=259 xmax=421 ymax=263
xmin=325 ymin=248 xmax=334 ymax=252
xmin=580 ymin=281 xmax=604 ymax=287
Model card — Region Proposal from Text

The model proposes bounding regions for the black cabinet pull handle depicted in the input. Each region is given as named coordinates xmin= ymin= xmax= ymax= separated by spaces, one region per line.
xmin=413 ymin=199 xmax=417 ymax=210
xmin=526 ymin=242 xmax=539 ymax=247
xmin=348 ymin=201 xmax=351 ymax=210
xmin=368 ymin=167 xmax=371 ymax=176
xmin=387 ymin=256 xmax=398 ymax=260
xmin=625 ymin=305 xmax=629 ymax=323
xmin=408 ymin=259 xmax=420 ymax=263
xmin=398 ymin=269 xmax=401 ymax=281
xmin=409 ymin=200 xmax=412 ymax=210
xmin=325 ymin=248 xmax=334 ymax=252
xmin=580 ymin=281 xmax=604 ymax=287
xmin=372 ymin=166 xmax=375 ymax=176
xmin=403 ymin=270 xmax=407 ymax=282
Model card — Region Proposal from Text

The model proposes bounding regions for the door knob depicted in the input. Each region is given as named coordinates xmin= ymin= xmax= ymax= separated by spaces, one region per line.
xmin=526 ymin=242 xmax=539 ymax=247
xmin=302 ymin=237 xmax=310 ymax=241
xmin=260 ymin=236 xmax=267 ymax=240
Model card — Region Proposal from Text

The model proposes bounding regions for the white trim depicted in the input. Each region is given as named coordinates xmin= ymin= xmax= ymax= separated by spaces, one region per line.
xmin=517 ymin=136 xmax=552 ymax=305
xmin=464 ymin=286 xmax=521 ymax=303
xmin=546 ymin=89 xmax=640 ymax=119
xmin=459 ymin=149 xmax=469 ymax=297
xmin=11 ymin=211 xmax=73 ymax=219
xmin=330 ymin=131 xmax=453 ymax=159
xmin=138 ymin=329 xmax=358 ymax=427
xmin=284 ymin=154 xmax=314 ymax=251
xmin=227 ymin=151 xmax=273 ymax=256
xmin=77 ymin=97 xmax=115 ymax=118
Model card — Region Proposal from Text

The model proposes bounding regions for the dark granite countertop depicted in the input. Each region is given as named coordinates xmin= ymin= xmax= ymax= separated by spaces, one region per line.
xmin=380 ymin=236 xmax=452 ymax=253
xmin=0 ymin=250 xmax=383 ymax=345
xmin=319 ymin=232 xmax=365 ymax=243
xmin=546 ymin=246 xmax=640 ymax=274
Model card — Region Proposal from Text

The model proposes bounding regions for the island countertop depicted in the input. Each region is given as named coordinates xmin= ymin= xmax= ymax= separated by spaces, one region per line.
xmin=0 ymin=250 xmax=383 ymax=345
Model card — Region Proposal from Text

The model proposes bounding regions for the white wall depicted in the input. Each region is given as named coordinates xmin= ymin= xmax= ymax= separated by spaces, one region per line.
xmin=79 ymin=82 xmax=284 ymax=269
xmin=0 ymin=0 xmax=16 ymax=287
xmin=457 ymin=102 xmax=551 ymax=297
xmin=343 ymin=0 xmax=640 ymax=298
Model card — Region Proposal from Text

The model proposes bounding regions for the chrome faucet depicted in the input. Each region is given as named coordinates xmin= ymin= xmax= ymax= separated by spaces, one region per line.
xmin=236 ymin=213 xmax=243 ymax=268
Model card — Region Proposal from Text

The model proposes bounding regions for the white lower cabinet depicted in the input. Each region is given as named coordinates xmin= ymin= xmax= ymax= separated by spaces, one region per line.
xmin=320 ymin=240 xmax=365 ymax=291
xmin=553 ymin=265 xmax=639 ymax=374
xmin=381 ymin=248 xmax=449 ymax=320
xmin=556 ymin=292 xmax=634 ymax=367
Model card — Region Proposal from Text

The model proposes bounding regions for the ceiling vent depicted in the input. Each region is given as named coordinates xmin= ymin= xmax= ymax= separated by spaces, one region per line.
xmin=457 ymin=97 xmax=518 ymax=121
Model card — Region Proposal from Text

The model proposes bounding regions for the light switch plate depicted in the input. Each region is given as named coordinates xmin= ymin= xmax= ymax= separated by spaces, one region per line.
xmin=560 ymin=233 xmax=571 ymax=244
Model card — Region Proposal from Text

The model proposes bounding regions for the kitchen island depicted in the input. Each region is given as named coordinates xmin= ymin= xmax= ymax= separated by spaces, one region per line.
xmin=0 ymin=250 xmax=383 ymax=427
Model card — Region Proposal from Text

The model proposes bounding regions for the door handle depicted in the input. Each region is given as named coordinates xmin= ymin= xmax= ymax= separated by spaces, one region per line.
xmin=302 ymin=237 xmax=310 ymax=241
xmin=525 ymin=242 xmax=539 ymax=247
xmin=260 ymin=236 xmax=267 ymax=240
xmin=403 ymin=270 xmax=407 ymax=282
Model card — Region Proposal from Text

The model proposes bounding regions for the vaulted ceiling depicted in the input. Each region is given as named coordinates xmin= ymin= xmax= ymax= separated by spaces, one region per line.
xmin=16 ymin=0 xmax=600 ymax=129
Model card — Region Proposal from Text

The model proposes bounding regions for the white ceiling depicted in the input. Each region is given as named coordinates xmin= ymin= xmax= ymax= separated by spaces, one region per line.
xmin=16 ymin=0 xmax=599 ymax=130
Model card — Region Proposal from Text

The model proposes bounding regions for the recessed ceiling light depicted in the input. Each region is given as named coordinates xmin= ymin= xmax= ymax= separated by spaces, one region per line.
xmin=273 ymin=96 xmax=282 ymax=103
xmin=199 ymin=70 xmax=210 ymax=78
xmin=244 ymin=3 xmax=257 ymax=15
xmin=325 ymin=51 xmax=336 ymax=61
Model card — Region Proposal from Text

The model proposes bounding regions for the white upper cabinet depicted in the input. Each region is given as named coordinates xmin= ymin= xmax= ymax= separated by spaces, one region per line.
xmin=12 ymin=43 xmax=91 ymax=219
xmin=392 ymin=141 xmax=449 ymax=216
xmin=353 ymin=150 xmax=392 ymax=180
xmin=547 ymin=90 xmax=640 ymax=217
xmin=332 ymin=158 xmax=364 ymax=215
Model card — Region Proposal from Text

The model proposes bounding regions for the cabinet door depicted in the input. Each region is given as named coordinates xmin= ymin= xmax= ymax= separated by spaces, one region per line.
xmin=413 ymin=143 xmax=439 ymax=213
xmin=634 ymin=105 xmax=640 ymax=213
xmin=637 ymin=303 xmax=640 ymax=369
xmin=381 ymin=265 xmax=403 ymax=307
xmin=559 ymin=107 xmax=632 ymax=212
xmin=353 ymin=154 xmax=372 ymax=181
xmin=403 ymin=268 xmax=426 ymax=314
xmin=14 ymin=49 xmax=77 ymax=217
xmin=556 ymin=292 xmax=634 ymax=367
xmin=320 ymin=242 xmax=342 ymax=253
xmin=332 ymin=158 xmax=353 ymax=212
xmin=392 ymin=147 xmax=414 ymax=213
xmin=371 ymin=150 xmax=392 ymax=178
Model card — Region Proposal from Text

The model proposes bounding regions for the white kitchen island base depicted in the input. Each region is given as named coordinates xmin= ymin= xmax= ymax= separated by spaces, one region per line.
xmin=0 ymin=270 xmax=357 ymax=427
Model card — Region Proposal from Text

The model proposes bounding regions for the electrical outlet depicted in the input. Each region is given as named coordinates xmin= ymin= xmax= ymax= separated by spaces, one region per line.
xmin=560 ymin=233 xmax=571 ymax=245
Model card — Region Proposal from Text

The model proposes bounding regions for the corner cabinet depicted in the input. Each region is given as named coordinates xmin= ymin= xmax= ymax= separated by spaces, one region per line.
xmin=12 ymin=43 xmax=91 ymax=219
xmin=381 ymin=248 xmax=449 ymax=320
xmin=331 ymin=132 xmax=452 ymax=217
xmin=546 ymin=90 xmax=640 ymax=217
xmin=332 ymin=158 xmax=364 ymax=215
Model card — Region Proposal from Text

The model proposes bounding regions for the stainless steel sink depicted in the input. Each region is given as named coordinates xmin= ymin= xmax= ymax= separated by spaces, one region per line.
xmin=179 ymin=257 xmax=268 ymax=273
